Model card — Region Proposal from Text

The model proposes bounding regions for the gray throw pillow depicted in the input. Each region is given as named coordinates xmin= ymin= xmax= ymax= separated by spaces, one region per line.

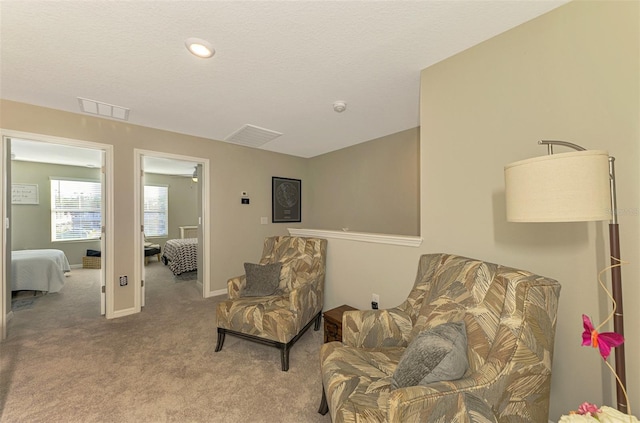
xmin=242 ymin=262 xmax=282 ymax=297
xmin=391 ymin=321 xmax=468 ymax=389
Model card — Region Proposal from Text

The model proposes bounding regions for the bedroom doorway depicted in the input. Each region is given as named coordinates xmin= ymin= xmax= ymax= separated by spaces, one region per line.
xmin=133 ymin=149 xmax=210 ymax=311
xmin=0 ymin=131 xmax=115 ymax=339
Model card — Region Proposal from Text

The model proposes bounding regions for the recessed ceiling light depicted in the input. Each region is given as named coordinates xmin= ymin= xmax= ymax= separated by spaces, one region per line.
xmin=185 ymin=37 xmax=215 ymax=58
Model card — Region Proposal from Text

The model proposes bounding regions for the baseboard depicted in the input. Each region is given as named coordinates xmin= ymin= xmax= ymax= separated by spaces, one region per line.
xmin=109 ymin=307 xmax=138 ymax=319
xmin=69 ymin=264 xmax=83 ymax=269
xmin=207 ymin=288 xmax=226 ymax=298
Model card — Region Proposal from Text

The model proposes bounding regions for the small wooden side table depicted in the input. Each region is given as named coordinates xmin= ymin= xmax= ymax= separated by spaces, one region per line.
xmin=323 ymin=304 xmax=357 ymax=343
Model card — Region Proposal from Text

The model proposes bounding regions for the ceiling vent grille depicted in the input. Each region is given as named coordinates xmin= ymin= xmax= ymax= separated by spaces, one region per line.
xmin=224 ymin=124 xmax=282 ymax=147
xmin=77 ymin=97 xmax=130 ymax=121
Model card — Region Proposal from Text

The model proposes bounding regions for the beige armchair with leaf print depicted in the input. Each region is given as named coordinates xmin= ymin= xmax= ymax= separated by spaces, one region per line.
xmin=216 ymin=236 xmax=327 ymax=371
xmin=319 ymin=253 xmax=561 ymax=422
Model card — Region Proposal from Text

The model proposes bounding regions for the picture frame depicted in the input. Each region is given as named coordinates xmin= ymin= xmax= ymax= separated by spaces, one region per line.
xmin=272 ymin=177 xmax=301 ymax=223
xmin=12 ymin=183 xmax=39 ymax=205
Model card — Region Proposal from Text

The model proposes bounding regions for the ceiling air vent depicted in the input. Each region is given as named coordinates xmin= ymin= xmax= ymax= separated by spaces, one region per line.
xmin=77 ymin=97 xmax=130 ymax=121
xmin=224 ymin=124 xmax=282 ymax=147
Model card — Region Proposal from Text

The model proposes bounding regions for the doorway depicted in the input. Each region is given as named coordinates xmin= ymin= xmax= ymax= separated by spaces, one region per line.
xmin=1 ymin=130 xmax=114 ymax=340
xmin=133 ymin=149 xmax=210 ymax=310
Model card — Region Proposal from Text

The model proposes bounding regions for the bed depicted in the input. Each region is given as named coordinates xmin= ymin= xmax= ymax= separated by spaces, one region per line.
xmin=162 ymin=238 xmax=198 ymax=275
xmin=11 ymin=249 xmax=71 ymax=293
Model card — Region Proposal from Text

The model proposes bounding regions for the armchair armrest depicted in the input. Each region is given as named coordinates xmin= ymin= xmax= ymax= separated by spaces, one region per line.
xmin=388 ymin=383 xmax=497 ymax=423
xmin=227 ymin=275 xmax=246 ymax=299
xmin=341 ymin=308 xmax=413 ymax=349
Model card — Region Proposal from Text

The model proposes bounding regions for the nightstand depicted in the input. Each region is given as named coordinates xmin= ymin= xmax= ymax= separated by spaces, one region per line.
xmin=323 ymin=304 xmax=358 ymax=343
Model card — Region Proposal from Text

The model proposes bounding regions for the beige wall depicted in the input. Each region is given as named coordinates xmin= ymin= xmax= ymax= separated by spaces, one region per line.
xmin=10 ymin=161 xmax=101 ymax=265
xmin=0 ymin=99 xmax=310 ymax=311
xmin=321 ymin=1 xmax=638 ymax=421
xmin=143 ymin=173 xmax=199 ymax=247
xmin=307 ymin=128 xmax=419 ymax=236
xmin=419 ymin=1 xmax=638 ymax=418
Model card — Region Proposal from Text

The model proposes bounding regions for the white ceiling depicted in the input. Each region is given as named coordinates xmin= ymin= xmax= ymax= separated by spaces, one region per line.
xmin=0 ymin=1 xmax=568 ymax=159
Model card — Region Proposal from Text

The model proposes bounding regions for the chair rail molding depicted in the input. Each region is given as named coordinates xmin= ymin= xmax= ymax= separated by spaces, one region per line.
xmin=288 ymin=228 xmax=422 ymax=248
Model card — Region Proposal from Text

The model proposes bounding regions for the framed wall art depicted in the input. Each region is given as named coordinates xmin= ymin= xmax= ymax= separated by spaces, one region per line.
xmin=12 ymin=183 xmax=39 ymax=205
xmin=272 ymin=177 xmax=301 ymax=223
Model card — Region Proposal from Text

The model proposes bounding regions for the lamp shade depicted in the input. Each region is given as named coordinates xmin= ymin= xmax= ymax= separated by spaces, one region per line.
xmin=505 ymin=150 xmax=612 ymax=222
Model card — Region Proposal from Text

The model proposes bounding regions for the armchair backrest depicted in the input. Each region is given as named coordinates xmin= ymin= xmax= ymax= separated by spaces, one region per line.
xmin=259 ymin=236 xmax=327 ymax=292
xmin=400 ymin=254 xmax=560 ymax=376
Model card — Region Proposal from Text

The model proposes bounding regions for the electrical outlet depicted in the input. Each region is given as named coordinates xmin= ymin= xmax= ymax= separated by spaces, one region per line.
xmin=119 ymin=275 xmax=128 ymax=286
xmin=371 ymin=293 xmax=379 ymax=310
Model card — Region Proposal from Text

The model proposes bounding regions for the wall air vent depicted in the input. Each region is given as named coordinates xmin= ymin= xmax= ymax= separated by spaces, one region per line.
xmin=224 ymin=124 xmax=283 ymax=147
xmin=77 ymin=97 xmax=130 ymax=121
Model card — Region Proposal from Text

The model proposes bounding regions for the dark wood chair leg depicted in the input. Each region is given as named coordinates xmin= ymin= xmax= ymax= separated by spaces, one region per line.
xmin=281 ymin=344 xmax=290 ymax=371
xmin=318 ymin=386 xmax=329 ymax=415
xmin=215 ymin=328 xmax=226 ymax=352
xmin=314 ymin=312 xmax=322 ymax=331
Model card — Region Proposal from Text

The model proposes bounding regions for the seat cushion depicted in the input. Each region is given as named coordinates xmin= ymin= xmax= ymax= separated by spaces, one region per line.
xmin=320 ymin=341 xmax=405 ymax=423
xmin=216 ymin=296 xmax=298 ymax=343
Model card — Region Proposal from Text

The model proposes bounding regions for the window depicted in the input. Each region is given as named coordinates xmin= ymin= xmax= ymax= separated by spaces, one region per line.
xmin=51 ymin=179 xmax=102 ymax=241
xmin=144 ymin=185 xmax=169 ymax=237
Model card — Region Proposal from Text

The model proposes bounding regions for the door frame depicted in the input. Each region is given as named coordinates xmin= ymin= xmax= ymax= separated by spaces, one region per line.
xmin=0 ymin=129 xmax=115 ymax=339
xmin=133 ymin=149 xmax=211 ymax=310
xmin=1 ymin=135 xmax=9 ymax=339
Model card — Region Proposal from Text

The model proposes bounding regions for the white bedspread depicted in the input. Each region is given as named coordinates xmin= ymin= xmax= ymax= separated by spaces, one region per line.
xmin=11 ymin=249 xmax=71 ymax=293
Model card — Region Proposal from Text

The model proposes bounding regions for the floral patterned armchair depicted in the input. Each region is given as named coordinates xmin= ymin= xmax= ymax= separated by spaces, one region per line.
xmin=215 ymin=236 xmax=327 ymax=371
xmin=319 ymin=253 xmax=561 ymax=422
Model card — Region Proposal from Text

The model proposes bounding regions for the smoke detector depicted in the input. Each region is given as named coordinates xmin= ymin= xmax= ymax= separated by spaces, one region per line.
xmin=333 ymin=101 xmax=347 ymax=113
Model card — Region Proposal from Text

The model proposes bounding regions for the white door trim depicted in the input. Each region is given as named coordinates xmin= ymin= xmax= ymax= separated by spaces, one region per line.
xmin=0 ymin=129 xmax=115 ymax=332
xmin=1 ymin=135 xmax=8 ymax=339
xmin=133 ymin=149 xmax=211 ymax=309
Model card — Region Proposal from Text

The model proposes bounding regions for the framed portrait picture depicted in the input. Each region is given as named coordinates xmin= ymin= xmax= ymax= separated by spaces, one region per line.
xmin=272 ymin=177 xmax=301 ymax=223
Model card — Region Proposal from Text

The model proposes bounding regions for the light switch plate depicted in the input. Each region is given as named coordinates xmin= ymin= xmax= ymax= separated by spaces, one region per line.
xmin=260 ymin=217 xmax=268 ymax=225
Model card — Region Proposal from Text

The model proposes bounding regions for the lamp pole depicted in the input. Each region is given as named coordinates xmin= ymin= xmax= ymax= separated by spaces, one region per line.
xmin=539 ymin=140 xmax=627 ymax=413
xmin=607 ymin=156 xmax=627 ymax=413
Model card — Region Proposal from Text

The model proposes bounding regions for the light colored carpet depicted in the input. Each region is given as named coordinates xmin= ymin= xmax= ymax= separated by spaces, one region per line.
xmin=1 ymin=262 xmax=331 ymax=423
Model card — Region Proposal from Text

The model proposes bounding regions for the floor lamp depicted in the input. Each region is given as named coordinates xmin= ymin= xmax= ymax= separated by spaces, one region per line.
xmin=504 ymin=140 xmax=627 ymax=413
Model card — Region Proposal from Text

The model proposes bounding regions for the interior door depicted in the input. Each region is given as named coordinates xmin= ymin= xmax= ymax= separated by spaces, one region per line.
xmin=1 ymin=136 xmax=12 ymax=339
xmin=196 ymin=164 xmax=203 ymax=287
xmin=140 ymin=155 xmax=146 ymax=308
xmin=100 ymin=150 xmax=106 ymax=315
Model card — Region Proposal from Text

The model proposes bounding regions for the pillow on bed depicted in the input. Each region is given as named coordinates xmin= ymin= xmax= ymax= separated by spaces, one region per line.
xmin=391 ymin=321 xmax=468 ymax=389
xmin=242 ymin=262 xmax=282 ymax=297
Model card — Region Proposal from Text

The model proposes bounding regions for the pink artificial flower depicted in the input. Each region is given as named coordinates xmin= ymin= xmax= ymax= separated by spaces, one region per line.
xmin=577 ymin=402 xmax=601 ymax=415
xmin=582 ymin=315 xmax=624 ymax=360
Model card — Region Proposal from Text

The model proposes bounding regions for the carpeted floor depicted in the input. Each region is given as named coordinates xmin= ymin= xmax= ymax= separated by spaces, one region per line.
xmin=0 ymin=262 xmax=330 ymax=423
